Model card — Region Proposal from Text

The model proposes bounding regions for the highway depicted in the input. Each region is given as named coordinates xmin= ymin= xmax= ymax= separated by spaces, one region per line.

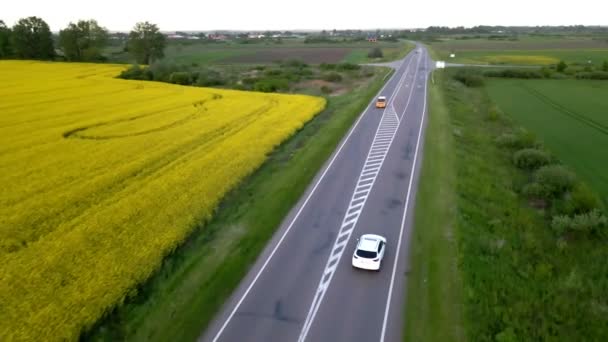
xmin=200 ymin=45 xmax=433 ymax=342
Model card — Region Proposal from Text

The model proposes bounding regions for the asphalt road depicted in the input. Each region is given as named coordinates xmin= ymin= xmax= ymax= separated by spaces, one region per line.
xmin=200 ymin=45 xmax=433 ymax=342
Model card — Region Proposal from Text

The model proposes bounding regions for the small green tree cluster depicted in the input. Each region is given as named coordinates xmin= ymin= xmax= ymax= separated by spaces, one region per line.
xmin=10 ymin=17 xmax=55 ymax=59
xmin=1 ymin=17 xmax=167 ymax=64
xmin=127 ymin=22 xmax=167 ymax=64
xmin=500 ymin=129 xmax=606 ymax=238
xmin=59 ymin=20 xmax=108 ymax=61
xmin=367 ymin=47 xmax=383 ymax=58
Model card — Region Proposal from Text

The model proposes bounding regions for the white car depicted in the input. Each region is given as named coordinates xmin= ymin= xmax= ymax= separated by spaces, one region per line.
xmin=352 ymin=234 xmax=387 ymax=271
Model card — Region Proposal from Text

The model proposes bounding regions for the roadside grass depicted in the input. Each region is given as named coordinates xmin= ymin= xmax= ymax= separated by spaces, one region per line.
xmin=485 ymin=79 xmax=608 ymax=203
xmin=404 ymin=70 xmax=465 ymax=341
xmin=415 ymin=69 xmax=608 ymax=340
xmin=88 ymin=67 xmax=394 ymax=342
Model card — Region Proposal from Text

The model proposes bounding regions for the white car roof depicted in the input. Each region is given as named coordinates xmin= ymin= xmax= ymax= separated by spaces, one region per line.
xmin=378 ymin=96 xmax=386 ymax=100
xmin=357 ymin=234 xmax=385 ymax=252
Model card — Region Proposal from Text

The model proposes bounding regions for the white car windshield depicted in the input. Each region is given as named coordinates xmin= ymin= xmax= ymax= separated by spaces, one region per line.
xmin=356 ymin=249 xmax=377 ymax=259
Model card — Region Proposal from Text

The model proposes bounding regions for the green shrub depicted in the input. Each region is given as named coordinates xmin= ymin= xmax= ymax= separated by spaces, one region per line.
xmin=319 ymin=63 xmax=336 ymax=70
xmin=453 ymin=69 xmax=484 ymax=87
xmin=195 ymin=69 xmax=224 ymax=86
xmin=336 ymin=62 xmax=360 ymax=71
xmin=540 ymin=67 xmax=553 ymax=78
xmin=148 ymin=61 xmax=187 ymax=82
xmin=368 ymin=47 xmax=383 ymax=58
xmin=322 ymin=72 xmax=342 ymax=82
xmin=169 ymin=72 xmax=192 ymax=85
xmin=293 ymin=68 xmax=313 ymax=77
xmin=241 ymin=77 xmax=258 ymax=85
xmin=483 ymin=69 xmax=543 ymax=79
xmin=320 ymin=85 xmax=332 ymax=94
xmin=551 ymin=209 xmax=607 ymax=237
xmin=603 ymin=60 xmax=608 ymax=72
xmin=118 ymin=64 xmax=153 ymax=80
xmin=513 ymin=148 xmax=550 ymax=170
xmin=361 ymin=67 xmax=375 ymax=78
xmin=535 ymin=165 xmax=576 ymax=197
xmin=575 ymin=71 xmax=608 ymax=80
xmin=495 ymin=131 xmax=537 ymax=149
xmin=265 ymin=69 xmax=283 ymax=77
xmin=253 ymin=78 xmax=289 ymax=92
xmin=557 ymin=60 xmax=567 ymax=72
xmin=549 ymin=72 xmax=568 ymax=79
xmin=553 ymin=183 xmax=604 ymax=216
xmin=522 ymin=182 xmax=549 ymax=199
xmin=495 ymin=327 xmax=518 ymax=342
xmin=281 ymin=59 xmax=308 ymax=68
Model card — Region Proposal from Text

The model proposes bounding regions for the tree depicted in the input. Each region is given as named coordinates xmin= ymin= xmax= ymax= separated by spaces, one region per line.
xmin=59 ymin=20 xmax=108 ymax=61
xmin=0 ymin=20 xmax=13 ymax=58
xmin=11 ymin=16 xmax=54 ymax=59
xmin=603 ymin=60 xmax=608 ymax=72
xmin=556 ymin=60 xmax=567 ymax=72
xmin=127 ymin=22 xmax=166 ymax=64
xmin=368 ymin=47 xmax=383 ymax=58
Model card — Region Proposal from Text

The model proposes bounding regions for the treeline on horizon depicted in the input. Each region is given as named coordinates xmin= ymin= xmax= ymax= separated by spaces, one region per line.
xmin=424 ymin=25 xmax=608 ymax=34
xmin=0 ymin=17 xmax=166 ymax=64
xmin=1 ymin=16 xmax=607 ymax=64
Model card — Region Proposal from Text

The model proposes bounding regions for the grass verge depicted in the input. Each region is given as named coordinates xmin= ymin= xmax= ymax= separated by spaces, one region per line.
xmin=87 ymin=67 xmax=394 ymax=341
xmin=404 ymin=70 xmax=465 ymax=341
xmin=408 ymin=68 xmax=608 ymax=341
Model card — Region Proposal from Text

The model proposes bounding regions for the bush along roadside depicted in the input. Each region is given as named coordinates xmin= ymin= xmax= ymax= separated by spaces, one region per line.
xmin=446 ymin=59 xmax=608 ymax=82
xmin=477 ymin=60 xmax=608 ymax=80
xmin=117 ymin=60 xmax=368 ymax=94
xmin=506 ymin=141 xmax=607 ymax=237
xmin=438 ymin=68 xmax=608 ymax=341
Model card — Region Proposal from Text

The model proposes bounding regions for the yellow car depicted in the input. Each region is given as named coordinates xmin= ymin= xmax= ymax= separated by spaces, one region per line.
xmin=375 ymin=96 xmax=386 ymax=109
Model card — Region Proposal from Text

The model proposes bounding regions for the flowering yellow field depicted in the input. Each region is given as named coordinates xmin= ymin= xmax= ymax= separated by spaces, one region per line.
xmin=0 ymin=61 xmax=325 ymax=340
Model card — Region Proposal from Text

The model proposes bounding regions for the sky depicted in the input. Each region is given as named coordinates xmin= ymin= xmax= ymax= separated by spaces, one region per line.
xmin=3 ymin=0 xmax=607 ymax=32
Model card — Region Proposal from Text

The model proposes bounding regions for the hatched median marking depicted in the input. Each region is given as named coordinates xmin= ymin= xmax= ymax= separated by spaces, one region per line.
xmin=297 ymin=109 xmax=400 ymax=342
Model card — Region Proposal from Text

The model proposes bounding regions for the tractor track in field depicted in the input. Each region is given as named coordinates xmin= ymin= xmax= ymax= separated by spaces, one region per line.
xmin=522 ymin=83 xmax=608 ymax=135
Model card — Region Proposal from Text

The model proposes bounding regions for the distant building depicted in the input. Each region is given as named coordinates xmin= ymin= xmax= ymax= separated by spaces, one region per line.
xmin=167 ymin=33 xmax=186 ymax=39
xmin=367 ymin=36 xmax=378 ymax=42
xmin=208 ymin=34 xmax=228 ymax=40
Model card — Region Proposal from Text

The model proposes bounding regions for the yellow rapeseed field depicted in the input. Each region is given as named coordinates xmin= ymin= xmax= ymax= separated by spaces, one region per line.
xmin=0 ymin=61 xmax=325 ymax=340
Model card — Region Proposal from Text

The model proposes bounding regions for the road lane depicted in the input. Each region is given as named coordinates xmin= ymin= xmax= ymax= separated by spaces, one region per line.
xmin=201 ymin=45 xmax=432 ymax=342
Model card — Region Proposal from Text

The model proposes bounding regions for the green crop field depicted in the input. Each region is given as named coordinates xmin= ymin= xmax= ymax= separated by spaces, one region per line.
xmin=431 ymin=36 xmax=608 ymax=65
xmin=486 ymin=79 xmax=608 ymax=203
xmin=107 ymin=39 xmax=412 ymax=65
